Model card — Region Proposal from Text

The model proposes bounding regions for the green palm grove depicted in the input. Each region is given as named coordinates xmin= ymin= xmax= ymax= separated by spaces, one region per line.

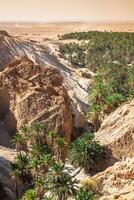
xmin=12 ymin=123 xmax=102 ymax=200
xmin=59 ymin=31 xmax=134 ymax=130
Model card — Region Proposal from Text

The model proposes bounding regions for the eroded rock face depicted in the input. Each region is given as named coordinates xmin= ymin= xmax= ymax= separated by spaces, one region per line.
xmin=0 ymin=33 xmax=92 ymax=129
xmin=0 ymin=57 xmax=73 ymax=145
xmin=0 ymin=146 xmax=17 ymax=200
xmin=94 ymin=158 xmax=134 ymax=200
xmin=95 ymin=99 xmax=134 ymax=161
xmin=0 ymin=88 xmax=17 ymax=147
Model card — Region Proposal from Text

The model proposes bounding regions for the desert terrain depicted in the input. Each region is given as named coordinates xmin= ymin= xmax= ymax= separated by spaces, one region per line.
xmin=0 ymin=22 xmax=134 ymax=41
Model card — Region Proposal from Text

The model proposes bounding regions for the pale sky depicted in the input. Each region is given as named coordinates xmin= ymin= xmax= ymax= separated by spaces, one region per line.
xmin=0 ymin=0 xmax=134 ymax=22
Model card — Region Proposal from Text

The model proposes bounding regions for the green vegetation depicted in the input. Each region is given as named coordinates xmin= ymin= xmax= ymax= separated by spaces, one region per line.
xmin=59 ymin=31 xmax=134 ymax=71
xmin=12 ymin=124 xmax=103 ymax=200
xmin=75 ymin=188 xmax=98 ymax=200
xmin=76 ymin=177 xmax=99 ymax=200
xmin=44 ymin=161 xmax=78 ymax=200
xmin=59 ymin=31 xmax=134 ymax=130
xmin=69 ymin=133 xmax=104 ymax=172
xmin=12 ymin=123 xmax=68 ymax=199
xmin=59 ymin=43 xmax=87 ymax=67
xmin=88 ymin=64 xmax=134 ymax=130
xmin=21 ymin=189 xmax=36 ymax=200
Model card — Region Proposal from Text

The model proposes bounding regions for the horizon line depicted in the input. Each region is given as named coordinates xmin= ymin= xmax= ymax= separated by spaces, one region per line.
xmin=0 ymin=19 xmax=134 ymax=24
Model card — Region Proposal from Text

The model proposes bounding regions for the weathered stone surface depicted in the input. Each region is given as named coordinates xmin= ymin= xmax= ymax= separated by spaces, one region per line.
xmin=0 ymin=33 xmax=91 ymax=129
xmin=93 ymin=158 xmax=134 ymax=200
xmin=95 ymin=99 xmax=134 ymax=160
xmin=0 ymin=57 xmax=73 ymax=146
xmin=0 ymin=146 xmax=17 ymax=200
xmin=0 ymin=88 xmax=17 ymax=147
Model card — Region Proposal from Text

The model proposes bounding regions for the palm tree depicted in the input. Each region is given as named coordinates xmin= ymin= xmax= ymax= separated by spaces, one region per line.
xmin=34 ymin=176 xmax=45 ymax=200
xmin=12 ymin=125 xmax=30 ymax=154
xmin=12 ymin=153 xmax=32 ymax=183
xmin=69 ymin=133 xmax=104 ymax=172
xmin=28 ymin=143 xmax=52 ymax=177
xmin=30 ymin=143 xmax=51 ymax=158
xmin=39 ymin=153 xmax=53 ymax=173
xmin=47 ymin=130 xmax=57 ymax=151
xmin=88 ymin=104 xmax=102 ymax=132
xmin=56 ymin=137 xmax=67 ymax=161
xmin=20 ymin=125 xmax=29 ymax=135
xmin=30 ymin=123 xmax=47 ymax=145
xmin=88 ymin=74 xmax=107 ymax=131
xmin=44 ymin=161 xmax=78 ymax=200
xmin=12 ymin=132 xmax=26 ymax=153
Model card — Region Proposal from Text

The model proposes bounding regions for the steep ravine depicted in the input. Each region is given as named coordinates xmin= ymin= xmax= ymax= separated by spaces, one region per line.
xmin=0 ymin=31 xmax=134 ymax=199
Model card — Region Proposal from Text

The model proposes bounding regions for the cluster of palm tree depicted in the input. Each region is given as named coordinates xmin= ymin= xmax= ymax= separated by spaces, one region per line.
xmin=12 ymin=123 xmax=67 ymax=199
xmin=12 ymin=123 xmax=103 ymax=200
xmin=59 ymin=31 xmax=134 ymax=72
xmin=59 ymin=31 xmax=134 ymax=131
xmin=88 ymin=62 xmax=134 ymax=131
xmin=59 ymin=43 xmax=87 ymax=67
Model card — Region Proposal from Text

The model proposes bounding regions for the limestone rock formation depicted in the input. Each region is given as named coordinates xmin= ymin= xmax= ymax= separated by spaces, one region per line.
xmin=0 ymin=32 xmax=91 ymax=129
xmin=94 ymin=158 xmax=134 ymax=200
xmin=95 ymin=99 xmax=134 ymax=161
xmin=0 ymin=57 xmax=73 ymax=146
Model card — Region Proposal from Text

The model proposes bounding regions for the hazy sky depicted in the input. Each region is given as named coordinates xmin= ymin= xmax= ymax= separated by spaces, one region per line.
xmin=0 ymin=0 xmax=134 ymax=22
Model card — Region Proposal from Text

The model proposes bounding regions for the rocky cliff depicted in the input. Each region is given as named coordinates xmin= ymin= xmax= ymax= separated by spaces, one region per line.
xmin=93 ymin=99 xmax=134 ymax=199
xmin=0 ymin=32 xmax=91 ymax=129
xmin=95 ymin=99 xmax=134 ymax=161
xmin=94 ymin=158 xmax=134 ymax=200
xmin=0 ymin=57 xmax=73 ymax=146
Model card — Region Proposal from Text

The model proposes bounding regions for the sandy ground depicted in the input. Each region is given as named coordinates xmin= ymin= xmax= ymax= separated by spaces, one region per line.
xmin=0 ymin=22 xmax=134 ymax=41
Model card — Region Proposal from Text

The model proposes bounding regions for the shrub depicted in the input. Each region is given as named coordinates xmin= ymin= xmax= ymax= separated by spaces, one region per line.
xmin=22 ymin=189 xmax=36 ymax=200
xmin=75 ymin=188 xmax=98 ymax=200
